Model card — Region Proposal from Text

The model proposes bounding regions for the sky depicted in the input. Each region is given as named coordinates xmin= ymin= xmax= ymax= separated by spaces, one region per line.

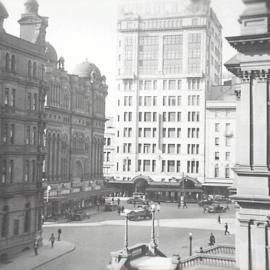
xmin=3 ymin=0 xmax=245 ymax=116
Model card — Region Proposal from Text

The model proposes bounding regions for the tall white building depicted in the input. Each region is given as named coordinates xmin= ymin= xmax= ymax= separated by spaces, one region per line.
xmin=114 ymin=0 xmax=222 ymax=183
xmin=204 ymin=84 xmax=237 ymax=195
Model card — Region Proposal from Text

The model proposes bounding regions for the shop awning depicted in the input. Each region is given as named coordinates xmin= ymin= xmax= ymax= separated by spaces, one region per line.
xmin=146 ymin=188 xmax=203 ymax=193
xmin=45 ymin=188 xmax=116 ymax=201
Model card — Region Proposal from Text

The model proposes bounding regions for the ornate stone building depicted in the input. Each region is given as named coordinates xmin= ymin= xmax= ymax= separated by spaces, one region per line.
xmin=225 ymin=0 xmax=270 ymax=269
xmin=44 ymin=58 xmax=108 ymax=216
xmin=0 ymin=0 xmax=108 ymax=261
xmin=0 ymin=0 xmax=48 ymax=261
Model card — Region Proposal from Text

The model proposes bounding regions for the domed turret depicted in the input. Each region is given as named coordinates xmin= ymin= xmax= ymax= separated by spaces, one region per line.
xmin=72 ymin=61 xmax=101 ymax=80
xmin=45 ymin=42 xmax=58 ymax=63
xmin=24 ymin=0 xmax=39 ymax=15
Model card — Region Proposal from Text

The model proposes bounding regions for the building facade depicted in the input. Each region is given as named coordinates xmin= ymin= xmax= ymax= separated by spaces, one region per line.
xmin=0 ymin=0 xmax=48 ymax=261
xmin=114 ymin=0 xmax=222 ymax=184
xmin=103 ymin=117 xmax=116 ymax=178
xmin=204 ymin=84 xmax=237 ymax=195
xmin=225 ymin=0 xmax=270 ymax=269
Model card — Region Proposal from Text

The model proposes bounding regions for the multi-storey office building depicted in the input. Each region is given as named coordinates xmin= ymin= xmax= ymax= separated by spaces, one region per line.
xmin=103 ymin=117 xmax=116 ymax=177
xmin=204 ymin=84 xmax=237 ymax=195
xmin=0 ymin=0 xmax=48 ymax=261
xmin=114 ymin=0 xmax=222 ymax=186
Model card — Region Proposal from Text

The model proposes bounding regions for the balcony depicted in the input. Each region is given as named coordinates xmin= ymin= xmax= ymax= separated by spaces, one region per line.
xmin=0 ymin=182 xmax=41 ymax=198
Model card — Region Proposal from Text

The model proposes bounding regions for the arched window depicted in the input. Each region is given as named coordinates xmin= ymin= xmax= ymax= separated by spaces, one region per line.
xmin=28 ymin=60 xmax=32 ymax=78
xmin=11 ymin=55 xmax=15 ymax=73
xmin=1 ymin=160 xmax=7 ymax=184
xmin=24 ymin=203 xmax=31 ymax=233
xmin=1 ymin=205 xmax=9 ymax=237
xmin=214 ymin=164 xmax=219 ymax=178
xmin=33 ymin=62 xmax=37 ymax=79
xmin=5 ymin=53 xmax=10 ymax=72
xmin=107 ymin=138 xmax=111 ymax=146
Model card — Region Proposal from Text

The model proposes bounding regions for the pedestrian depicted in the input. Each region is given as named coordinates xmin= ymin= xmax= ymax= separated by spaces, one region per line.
xmin=209 ymin=232 xmax=215 ymax=246
xmin=57 ymin=228 xmax=62 ymax=241
xmin=183 ymin=201 xmax=188 ymax=208
xmin=117 ymin=206 xmax=121 ymax=215
xmin=117 ymin=198 xmax=120 ymax=206
xmin=33 ymin=239 xmax=39 ymax=256
xmin=225 ymin=223 xmax=230 ymax=235
xmin=97 ymin=201 xmax=100 ymax=212
xmin=199 ymin=247 xmax=204 ymax=253
xmin=218 ymin=215 xmax=221 ymax=224
xmin=49 ymin=233 xmax=55 ymax=248
xmin=121 ymin=206 xmax=124 ymax=213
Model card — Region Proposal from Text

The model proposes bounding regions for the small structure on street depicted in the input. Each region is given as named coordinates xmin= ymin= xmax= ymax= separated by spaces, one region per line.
xmin=107 ymin=204 xmax=181 ymax=270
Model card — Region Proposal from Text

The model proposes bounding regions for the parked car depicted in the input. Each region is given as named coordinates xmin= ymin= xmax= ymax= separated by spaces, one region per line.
xmin=198 ymin=199 xmax=213 ymax=207
xmin=127 ymin=208 xmax=152 ymax=221
xmin=208 ymin=204 xmax=226 ymax=213
xmin=127 ymin=198 xmax=147 ymax=205
xmin=104 ymin=202 xmax=118 ymax=212
xmin=67 ymin=211 xmax=87 ymax=221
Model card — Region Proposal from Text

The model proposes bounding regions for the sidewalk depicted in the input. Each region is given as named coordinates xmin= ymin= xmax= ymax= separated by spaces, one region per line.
xmin=1 ymin=240 xmax=75 ymax=270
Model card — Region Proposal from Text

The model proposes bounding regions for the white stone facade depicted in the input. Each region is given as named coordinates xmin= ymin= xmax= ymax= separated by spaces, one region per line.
xmin=114 ymin=0 xmax=222 ymax=183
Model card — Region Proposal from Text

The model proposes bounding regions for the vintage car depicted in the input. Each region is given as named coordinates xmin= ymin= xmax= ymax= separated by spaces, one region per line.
xmin=198 ymin=199 xmax=213 ymax=207
xmin=127 ymin=197 xmax=147 ymax=205
xmin=67 ymin=211 xmax=89 ymax=221
xmin=127 ymin=208 xmax=152 ymax=221
xmin=104 ymin=202 xmax=118 ymax=212
xmin=207 ymin=204 xmax=227 ymax=213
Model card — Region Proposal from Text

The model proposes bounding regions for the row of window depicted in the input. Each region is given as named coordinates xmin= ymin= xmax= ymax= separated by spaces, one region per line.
xmin=27 ymin=92 xmax=39 ymax=112
xmin=1 ymin=203 xmax=32 ymax=238
xmin=119 ymin=79 xmax=202 ymax=92
xmin=119 ymin=95 xmax=200 ymax=107
xmin=1 ymin=159 xmax=36 ymax=184
xmin=162 ymin=112 xmax=182 ymax=122
xmin=215 ymin=152 xmax=231 ymax=161
xmin=1 ymin=123 xmax=15 ymax=144
xmin=214 ymin=165 xmax=231 ymax=178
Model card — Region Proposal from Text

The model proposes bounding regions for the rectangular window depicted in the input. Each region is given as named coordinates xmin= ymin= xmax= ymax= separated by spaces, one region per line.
xmin=9 ymin=160 xmax=14 ymax=183
xmin=138 ymin=160 xmax=142 ymax=171
xmin=162 ymin=128 xmax=166 ymax=138
xmin=188 ymin=33 xmax=201 ymax=73
xmin=168 ymin=96 xmax=176 ymax=106
xmin=2 ymin=123 xmax=8 ymax=144
xmin=168 ymin=128 xmax=175 ymax=138
xmin=143 ymin=160 xmax=151 ymax=172
xmin=225 ymin=167 xmax=230 ymax=178
xmin=215 ymin=137 xmax=219 ymax=146
xmin=226 ymin=137 xmax=231 ymax=147
xmin=168 ymin=112 xmax=176 ymax=122
xmin=144 ymin=96 xmax=151 ymax=106
xmin=33 ymin=93 xmax=38 ymax=111
xmin=167 ymin=160 xmax=175 ymax=173
xmin=168 ymin=80 xmax=176 ymax=90
xmin=177 ymin=112 xmax=181 ymax=122
xmin=32 ymin=160 xmax=36 ymax=182
xmin=163 ymin=35 xmax=183 ymax=74
xmin=215 ymin=123 xmax=220 ymax=132
xmin=144 ymin=144 xmax=151 ymax=154
xmin=177 ymin=144 xmax=181 ymax=154
xmin=144 ymin=128 xmax=151 ymax=137
xmin=1 ymin=160 xmax=7 ymax=184
xmin=153 ymin=96 xmax=157 ymax=106
xmin=177 ymin=161 xmax=181 ymax=172
xmin=215 ymin=152 xmax=220 ymax=160
xmin=168 ymin=144 xmax=175 ymax=154
xmin=11 ymin=89 xmax=16 ymax=108
xmin=153 ymin=128 xmax=157 ymax=137
xmin=225 ymin=152 xmax=230 ymax=161
xmin=177 ymin=128 xmax=181 ymax=138
xmin=27 ymin=93 xmax=31 ymax=111
xmin=162 ymin=160 xmax=166 ymax=172
xmin=144 ymin=112 xmax=151 ymax=122
xmin=152 ymin=160 xmax=156 ymax=172
xmin=25 ymin=160 xmax=30 ymax=182
xmin=153 ymin=80 xmax=157 ymax=90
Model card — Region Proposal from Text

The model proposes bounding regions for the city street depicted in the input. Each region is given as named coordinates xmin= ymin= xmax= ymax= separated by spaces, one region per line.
xmin=39 ymin=203 xmax=235 ymax=270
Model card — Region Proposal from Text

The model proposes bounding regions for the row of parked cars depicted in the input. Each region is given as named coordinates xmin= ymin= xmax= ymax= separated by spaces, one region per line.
xmin=198 ymin=195 xmax=231 ymax=213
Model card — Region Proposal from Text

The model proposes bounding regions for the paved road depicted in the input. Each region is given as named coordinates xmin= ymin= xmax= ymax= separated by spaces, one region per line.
xmin=39 ymin=203 xmax=236 ymax=270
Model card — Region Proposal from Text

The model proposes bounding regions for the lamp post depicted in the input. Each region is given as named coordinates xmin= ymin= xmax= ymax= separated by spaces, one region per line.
xmin=189 ymin=232 xmax=193 ymax=256
xmin=156 ymin=203 xmax=160 ymax=245
xmin=121 ymin=210 xmax=130 ymax=255
xmin=150 ymin=204 xmax=157 ymax=249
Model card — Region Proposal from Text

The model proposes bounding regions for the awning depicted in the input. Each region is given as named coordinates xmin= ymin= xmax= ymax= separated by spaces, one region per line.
xmin=202 ymin=183 xmax=232 ymax=187
xmin=45 ymin=188 xmax=116 ymax=201
xmin=146 ymin=188 xmax=203 ymax=193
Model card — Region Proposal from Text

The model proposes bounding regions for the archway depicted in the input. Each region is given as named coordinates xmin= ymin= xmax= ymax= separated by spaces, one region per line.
xmin=133 ymin=175 xmax=149 ymax=193
xmin=74 ymin=160 xmax=83 ymax=181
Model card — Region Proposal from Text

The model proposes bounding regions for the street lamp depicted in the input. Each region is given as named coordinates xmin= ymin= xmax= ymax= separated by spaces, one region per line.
xmin=150 ymin=204 xmax=157 ymax=249
xmin=121 ymin=210 xmax=130 ymax=254
xmin=156 ymin=203 xmax=160 ymax=245
xmin=189 ymin=232 xmax=193 ymax=256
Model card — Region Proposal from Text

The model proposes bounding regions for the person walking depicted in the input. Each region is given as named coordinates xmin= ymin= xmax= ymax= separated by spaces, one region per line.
xmin=117 ymin=198 xmax=120 ymax=206
xmin=218 ymin=215 xmax=221 ymax=224
xmin=209 ymin=232 xmax=215 ymax=246
xmin=121 ymin=206 xmax=125 ymax=213
xmin=49 ymin=233 xmax=56 ymax=248
xmin=224 ymin=223 xmax=230 ymax=235
xmin=57 ymin=228 xmax=62 ymax=241
xmin=33 ymin=239 xmax=39 ymax=256
xmin=117 ymin=206 xmax=121 ymax=215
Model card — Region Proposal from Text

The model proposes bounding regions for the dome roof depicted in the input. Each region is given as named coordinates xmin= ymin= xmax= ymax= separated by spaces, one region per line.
xmin=0 ymin=1 xmax=8 ymax=19
xmin=72 ymin=61 xmax=101 ymax=79
xmin=24 ymin=0 xmax=39 ymax=14
xmin=45 ymin=42 xmax=57 ymax=63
